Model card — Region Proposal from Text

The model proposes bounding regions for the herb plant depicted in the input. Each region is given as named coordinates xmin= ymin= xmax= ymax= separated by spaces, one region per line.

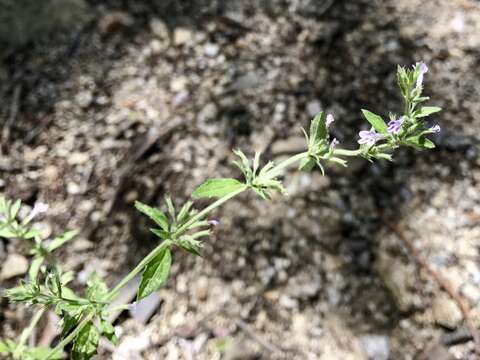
xmin=0 ymin=63 xmax=441 ymax=359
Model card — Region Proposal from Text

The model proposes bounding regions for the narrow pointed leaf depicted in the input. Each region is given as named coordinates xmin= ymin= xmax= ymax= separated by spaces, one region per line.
xmin=137 ymin=248 xmax=172 ymax=301
xmin=361 ymin=109 xmax=388 ymax=134
xmin=47 ymin=230 xmax=79 ymax=252
xmin=309 ymin=111 xmax=327 ymax=144
xmin=414 ymin=106 xmax=442 ymax=118
xmin=192 ymin=179 xmax=246 ymax=199
xmin=135 ymin=201 xmax=169 ymax=231
xmin=10 ymin=199 xmax=21 ymax=219
xmin=299 ymin=157 xmax=315 ymax=172
xmin=28 ymin=256 xmax=44 ymax=280
xmin=72 ymin=321 xmax=99 ymax=360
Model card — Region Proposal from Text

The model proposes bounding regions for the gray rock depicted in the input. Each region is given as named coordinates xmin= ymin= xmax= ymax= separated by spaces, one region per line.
xmin=376 ymin=254 xmax=417 ymax=312
xmin=224 ymin=339 xmax=260 ymax=360
xmin=271 ymin=136 xmax=306 ymax=156
xmin=198 ymin=103 xmax=218 ymax=122
xmin=75 ymin=90 xmax=93 ymax=108
xmin=173 ymin=28 xmax=193 ymax=46
xmin=0 ymin=253 xmax=29 ymax=280
xmin=360 ymin=335 xmax=390 ymax=360
xmin=287 ymin=272 xmax=321 ymax=299
xmin=461 ymin=283 xmax=480 ymax=305
xmin=150 ymin=18 xmax=169 ymax=40
xmin=204 ymin=43 xmax=220 ymax=57
xmin=231 ymin=72 xmax=261 ymax=91
xmin=432 ymin=295 xmax=463 ymax=329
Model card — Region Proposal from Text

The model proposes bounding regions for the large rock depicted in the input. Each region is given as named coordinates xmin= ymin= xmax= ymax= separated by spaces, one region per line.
xmin=0 ymin=253 xmax=29 ymax=280
xmin=376 ymin=253 xmax=418 ymax=312
xmin=360 ymin=335 xmax=390 ymax=360
xmin=432 ymin=295 xmax=463 ymax=329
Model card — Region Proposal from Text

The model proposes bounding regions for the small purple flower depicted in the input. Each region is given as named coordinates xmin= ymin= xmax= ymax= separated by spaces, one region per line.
xmin=387 ymin=116 xmax=404 ymax=134
xmin=208 ymin=219 xmax=220 ymax=226
xmin=430 ymin=124 xmax=441 ymax=133
xmin=26 ymin=202 xmax=48 ymax=223
xmin=330 ymin=137 xmax=339 ymax=149
xmin=358 ymin=130 xmax=384 ymax=146
xmin=416 ymin=62 xmax=428 ymax=88
xmin=326 ymin=114 xmax=335 ymax=127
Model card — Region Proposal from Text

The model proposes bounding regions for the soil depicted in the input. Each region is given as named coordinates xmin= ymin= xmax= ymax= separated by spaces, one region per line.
xmin=1 ymin=0 xmax=480 ymax=359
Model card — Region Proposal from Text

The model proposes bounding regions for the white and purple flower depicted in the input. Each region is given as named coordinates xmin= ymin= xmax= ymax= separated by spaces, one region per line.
xmin=330 ymin=137 xmax=339 ymax=150
xmin=208 ymin=219 xmax=220 ymax=227
xmin=326 ymin=114 xmax=335 ymax=127
xmin=416 ymin=62 xmax=428 ymax=88
xmin=387 ymin=116 xmax=404 ymax=135
xmin=429 ymin=124 xmax=441 ymax=133
xmin=25 ymin=202 xmax=48 ymax=223
xmin=358 ymin=130 xmax=384 ymax=146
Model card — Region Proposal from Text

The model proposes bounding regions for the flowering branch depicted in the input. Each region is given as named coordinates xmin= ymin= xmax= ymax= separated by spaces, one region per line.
xmin=0 ymin=62 xmax=442 ymax=360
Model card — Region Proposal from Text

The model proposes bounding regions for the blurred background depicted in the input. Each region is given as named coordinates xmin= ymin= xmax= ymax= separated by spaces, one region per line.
xmin=1 ymin=0 xmax=480 ymax=359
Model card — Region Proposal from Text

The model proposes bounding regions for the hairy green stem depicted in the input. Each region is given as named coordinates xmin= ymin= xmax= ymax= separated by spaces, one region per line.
xmin=333 ymin=148 xmax=362 ymax=157
xmin=13 ymin=308 xmax=45 ymax=357
xmin=175 ymin=186 xmax=248 ymax=236
xmin=262 ymin=152 xmax=309 ymax=179
xmin=109 ymin=151 xmax=311 ymax=301
xmin=42 ymin=313 xmax=94 ymax=360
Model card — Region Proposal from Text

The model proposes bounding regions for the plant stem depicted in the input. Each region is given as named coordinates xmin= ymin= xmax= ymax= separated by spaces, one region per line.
xmin=104 ymin=239 xmax=172 ymax=302
xmin=102 ymin=152 xmax=327 ymax=327
xmin=13 ymin=308 xmax=45 ymax=357
xmin=262 ymin=152 xmax=308 ymax=179
xmin=175 ymin=186 xmax=247 ymax=236
xmin=333 ymin=148 xmax=362 ymax=157
xmin=42 ymin=313 xmax=94 ymax=360
xmin=179 ymin=152 xmax=309 ymax=234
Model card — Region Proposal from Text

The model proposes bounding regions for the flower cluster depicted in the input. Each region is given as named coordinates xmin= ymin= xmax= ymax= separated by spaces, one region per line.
xmin=347 ymin=62 xmax=442 ymax=161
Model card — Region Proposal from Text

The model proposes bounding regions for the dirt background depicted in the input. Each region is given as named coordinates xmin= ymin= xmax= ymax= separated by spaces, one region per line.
xmin=1 ymin=0 xmax=480 ymax=359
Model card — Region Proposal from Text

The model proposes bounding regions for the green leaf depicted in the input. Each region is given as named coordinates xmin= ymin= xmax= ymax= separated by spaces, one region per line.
xmin=253 ymin=151 xmax=261 ymax=174
xmin=164 ymin=196 xmax=176 ymax=220
xmin=177 ymin=236 xmax=203 ymax=256
xmin=0 ymin=340 xmax=14 ymax=353
xmin=47 ymin=230 xmax=79 ymax=252
xmin=25 ymin=346 xmax=64 ymax=360
xmin=361 ymin=109 xmax=388 ymax=134
xmin=85 ymin=272 xmax=108 ymax=302
xmin=309 ymin=111 xmax=327 ymax=144
xmin=406 ymin=135 xmax=436 ymax=149
xmin=135 ymin=201 xmax=169 ymax=231
xmin=137 ymin=247 xmax=172 ymax=301
xmin=299 ymin=157 xmax=315 ymax=172
xmin=0 ymin=227 xmax=17 ymax=238
xmin=177 ymin=201 xmax=193 ymax=224
xmin=192 ymin=179 xmax=246 ymax=199
xmin=60 ymin=312 xmax=82 ymax=338
xmin=28 ymin=256 xmax=44 ymax=280
xmin=100 ymin=319 xmax=118 ymax=345
xmin=414 ymin=106 xmax=442 ymax=118
xmin=10 ymin=199 xmax=21 ymax=219
xmin=23 ymin=228 xmax=41 ymax=239
xmin=72 ymin=321 xmax=99 ymax=360
xmin=150 ymin=228 xmax=171 ymax=240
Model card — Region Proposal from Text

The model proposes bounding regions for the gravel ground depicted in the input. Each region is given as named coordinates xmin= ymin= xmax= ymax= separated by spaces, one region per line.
xmin=1 ymin=0 xmax=480 ymax=359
